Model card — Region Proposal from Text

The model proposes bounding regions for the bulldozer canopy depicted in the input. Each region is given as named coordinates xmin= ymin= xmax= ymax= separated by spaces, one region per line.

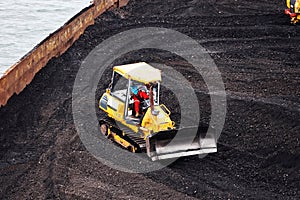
xmin=113 ymin=62 xmax=161 ymax=84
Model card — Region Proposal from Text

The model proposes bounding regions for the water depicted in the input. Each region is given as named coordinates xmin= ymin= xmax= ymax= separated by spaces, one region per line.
xmin=0 ymin=0 xmax=91 ymax=76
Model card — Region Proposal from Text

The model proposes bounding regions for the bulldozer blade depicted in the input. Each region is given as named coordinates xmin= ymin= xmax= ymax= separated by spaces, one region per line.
xmin=146 ymin=126 xmax=217 ymax=161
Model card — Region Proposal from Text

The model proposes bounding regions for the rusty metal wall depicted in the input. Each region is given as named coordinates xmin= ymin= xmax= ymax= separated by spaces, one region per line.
xmin=0 ymin=0 xmax=129 ymax=107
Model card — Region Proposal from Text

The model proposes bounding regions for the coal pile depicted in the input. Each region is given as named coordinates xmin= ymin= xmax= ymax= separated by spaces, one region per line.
xmin=0 ymin=0 xmax=299 ymax=199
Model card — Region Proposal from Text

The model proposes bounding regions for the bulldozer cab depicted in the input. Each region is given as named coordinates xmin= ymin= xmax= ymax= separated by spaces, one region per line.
xmin=109 ymin=62 xmax=161 ymax=123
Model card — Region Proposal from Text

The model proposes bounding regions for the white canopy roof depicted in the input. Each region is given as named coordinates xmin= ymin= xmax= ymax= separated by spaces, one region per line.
xmin=113 ymin=62 xmax=161 ymax=84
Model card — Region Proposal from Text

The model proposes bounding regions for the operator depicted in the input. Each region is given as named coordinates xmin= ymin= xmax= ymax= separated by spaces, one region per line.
xmin=131 ymin=85 xmax=149 ymax=117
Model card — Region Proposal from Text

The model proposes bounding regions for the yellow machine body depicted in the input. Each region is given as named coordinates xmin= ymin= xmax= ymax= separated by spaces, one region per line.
xmin=100 ymin=90 xmax=175 ymax=138
xmin=98 ymin=62 xmax=217 ymax=161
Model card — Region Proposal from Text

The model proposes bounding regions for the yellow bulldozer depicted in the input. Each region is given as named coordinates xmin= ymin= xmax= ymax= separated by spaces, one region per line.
xmin=98 ymin=62 xmax=217 ymax=161
xmin=285 ymin=0 xmax=300 ymax=24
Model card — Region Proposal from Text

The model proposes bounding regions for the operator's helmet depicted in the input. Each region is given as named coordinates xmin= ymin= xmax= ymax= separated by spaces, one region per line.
xmin=131 ymin=85 xmax=138 ymax=95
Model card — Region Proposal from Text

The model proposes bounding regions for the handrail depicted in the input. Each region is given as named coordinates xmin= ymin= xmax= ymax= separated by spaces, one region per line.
xmin=160 ymin=104 xmax=171 ymax=116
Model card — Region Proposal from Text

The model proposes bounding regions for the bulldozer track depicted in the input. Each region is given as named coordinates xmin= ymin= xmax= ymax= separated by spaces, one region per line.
xmin=99 ymin=117 xmax=146 ymax=151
